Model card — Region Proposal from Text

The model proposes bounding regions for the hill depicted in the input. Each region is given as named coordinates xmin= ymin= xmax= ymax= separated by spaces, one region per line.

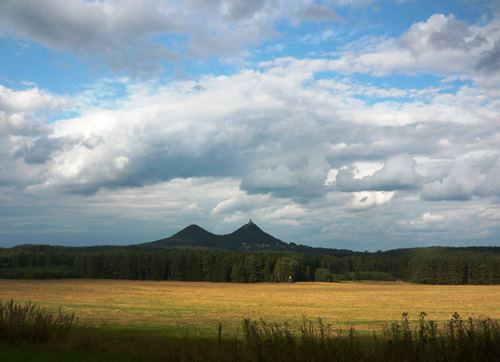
xmin=142 ymin=220 xmax=290 ymax=251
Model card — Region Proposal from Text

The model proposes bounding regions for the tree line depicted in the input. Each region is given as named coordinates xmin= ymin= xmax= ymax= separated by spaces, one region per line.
xmin=0 ymin=245 xmax=499 ymax=284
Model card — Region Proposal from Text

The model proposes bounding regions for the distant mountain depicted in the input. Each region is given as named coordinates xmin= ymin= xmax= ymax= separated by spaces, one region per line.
xmin=168 ymin=224 xmax=219 ymax=245
xmin=221 ymin=221 xmax=287 ymax=250
xmin=142 ymin=220 xmax=290 ymax=251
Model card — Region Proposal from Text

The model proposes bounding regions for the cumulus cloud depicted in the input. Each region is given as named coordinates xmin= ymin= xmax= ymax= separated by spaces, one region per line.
xmin=421 ymin=151 xmax=500 ymax=201
xmin=0 ymin=85 xmax=66 ymax=141
xmin=0 ymin=85 xmax=70 ymax=187
xmin=212 ymin=193 xmax=272 ymax=215
xmin=1 ymin=10 xmax=500 ymax=247
xmin=392 ymin=205 xmax=500 ymax=242
xmin=476 ymin=39 xmax=500 ymax=73
xmin=210 ymin=192 xmax=309 ymax=225
xmin=349 ymin=191 xmax=395 ymax=210
xmin=0 ymin=0 xmax=180 ymax=73
xmin=392 ymin=211 xmax=456 ymax=237
xmin=0 ymin=85 xmax=66 ymax=113
xmin=321 ymin=14 xmax=500 ymax=83
xmin=335 ymin=155 xmax=421 ymax=192
xmin=1 ymin=51 xmax=498 ymax=202
xmin=0 ymin=0 xmax=339 ymax=72
xmin=241 ymin=154 xmax=331 ymax=198
xmin=14 ymin=136 xmax=73 ymax=165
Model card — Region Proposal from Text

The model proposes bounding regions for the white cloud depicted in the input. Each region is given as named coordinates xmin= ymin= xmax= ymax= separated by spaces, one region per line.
xmin=421 ymin=212 xmax=445 ymax=223
xmin=351 ymin=162 xmax=383 ymax=178
xmin=112 ymin=156 xmax=129 ymax=170
xmin=0 ymin=85 xmax=66 ymax=113
xmin=87 ymin=177 xmax=238 ymax=221
xmin=324 ymin=168 xmax=339 ymax=186
xmin=393 ymin=204 xmax=500 ymax=242
xmin=1 ymin=52 xmax=498 ymax=203
xmin=314 ymin=14 xmax=500 ymax=83
xmin=335 ymin=155 xmax=421 ymax=192
xmin=212 ymin=193 xmax=271 ymax=215
xmin=399 ymin=212 xmax=445 ymax=228
xmin=421 ymin=151 xmax=500 ymax=200
xmin=349 ymin=191 xmax=395 ymax=209
xmin=0 ymin=0 xmax=341 ymax=71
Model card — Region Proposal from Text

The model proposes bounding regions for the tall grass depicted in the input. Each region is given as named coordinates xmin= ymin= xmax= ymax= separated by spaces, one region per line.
xmin=1 ymin=306 xmax=499 ymax=361
xmin=237 ymin=313 xmax=500 ymax=362
xmin=379 ymin=312 xmax=500 ymax=362
xmin=0 ymin=299 xmax=76 ymax=343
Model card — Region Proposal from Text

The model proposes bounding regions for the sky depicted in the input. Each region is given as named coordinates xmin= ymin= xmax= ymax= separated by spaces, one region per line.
xmin=0 ymin=0 xmax=499 ymax=250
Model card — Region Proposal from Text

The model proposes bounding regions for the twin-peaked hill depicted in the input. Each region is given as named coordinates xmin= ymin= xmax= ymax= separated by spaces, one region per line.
xmin=141 ymin=220 xmax=290 ymax=251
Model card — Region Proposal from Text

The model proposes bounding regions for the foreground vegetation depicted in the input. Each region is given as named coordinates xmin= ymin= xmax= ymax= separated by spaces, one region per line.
xmin=1 ymin=244 xmax=500 ymax=284
xmin=1 ymin=300 xmax=499 ymax=362
xmin=0 ymin=299 xmax=76 ymax=343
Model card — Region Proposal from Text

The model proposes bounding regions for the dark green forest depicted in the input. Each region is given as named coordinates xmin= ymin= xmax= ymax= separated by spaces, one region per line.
xmin=1 ymin=245 xmax=499 ymax=284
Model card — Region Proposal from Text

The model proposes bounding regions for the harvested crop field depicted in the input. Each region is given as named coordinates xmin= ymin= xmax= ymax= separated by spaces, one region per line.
xmin=1 ymin=279 xmax=499 ymax=335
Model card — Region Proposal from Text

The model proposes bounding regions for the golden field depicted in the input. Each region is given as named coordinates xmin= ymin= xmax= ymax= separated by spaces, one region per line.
xmin=1 ymin=279 xmax=499 ymax=335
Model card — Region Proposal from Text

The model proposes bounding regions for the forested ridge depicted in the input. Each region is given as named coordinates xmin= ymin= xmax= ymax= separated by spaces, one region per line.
xmin=1 ymin=244 xmax=499 ymax=284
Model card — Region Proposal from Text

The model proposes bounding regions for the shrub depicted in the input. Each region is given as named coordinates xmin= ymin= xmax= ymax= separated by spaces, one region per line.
xmin=314 ymin=268 xmax=333 ymax=282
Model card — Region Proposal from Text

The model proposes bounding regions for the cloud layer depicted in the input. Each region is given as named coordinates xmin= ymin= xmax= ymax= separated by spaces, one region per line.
xmin=0 ymin=0 xmax=342 ymax=72
xmin=0 ymin=8 xmax=499 ymax=248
